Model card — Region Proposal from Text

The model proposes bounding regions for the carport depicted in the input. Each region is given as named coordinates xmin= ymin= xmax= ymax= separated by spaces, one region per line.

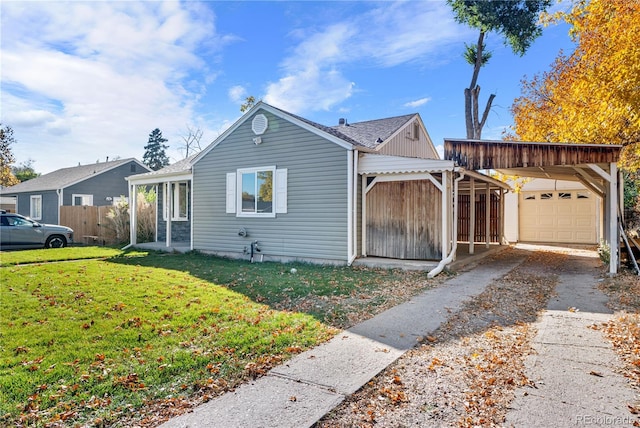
xmin=444 ymin=139 xmax=623 ymax=274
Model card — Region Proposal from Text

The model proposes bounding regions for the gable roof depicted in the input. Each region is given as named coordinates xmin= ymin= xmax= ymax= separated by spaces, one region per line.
xmin=192 ymin=102 xmax=364 ymax=165
xmin=1 ymin=158 xmax=148 ymax=194
xmin=330 ymin=114 xmax=417 ymax=149
xmin=192 ymin=102 xmax=429 ymax=165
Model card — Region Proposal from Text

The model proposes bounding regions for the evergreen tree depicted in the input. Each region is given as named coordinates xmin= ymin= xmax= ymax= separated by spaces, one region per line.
xmin=143 ymin=128 xmax=170 ymax=171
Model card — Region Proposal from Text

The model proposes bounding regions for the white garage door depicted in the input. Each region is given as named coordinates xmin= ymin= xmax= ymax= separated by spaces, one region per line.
xmin=519 ymin=190 xmax=597 ymax=244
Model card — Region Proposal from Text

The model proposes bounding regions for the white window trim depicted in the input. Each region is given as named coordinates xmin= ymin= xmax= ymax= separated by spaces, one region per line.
xmin=72 ymin=194 xmax=93 ymax=206
xmin=30 ymin=195 xmax=42 ymax=220
xmin=237 ymin=166 xmax=276 ymax=218
xmin=163 ymin=182 xmax=189 ymax=222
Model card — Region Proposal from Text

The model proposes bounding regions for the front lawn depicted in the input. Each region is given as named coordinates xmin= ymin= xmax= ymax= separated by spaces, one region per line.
xmin=0 ymin=248 xmax=443 ymax=426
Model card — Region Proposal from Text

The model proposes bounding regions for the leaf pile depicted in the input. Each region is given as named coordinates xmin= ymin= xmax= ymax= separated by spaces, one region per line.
xmin=598 ymin=269 xmax=640 ymax=416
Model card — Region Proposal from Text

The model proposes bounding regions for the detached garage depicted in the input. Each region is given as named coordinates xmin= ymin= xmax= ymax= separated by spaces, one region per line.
xmin=505 ymin=179 xmax=600 ymax=244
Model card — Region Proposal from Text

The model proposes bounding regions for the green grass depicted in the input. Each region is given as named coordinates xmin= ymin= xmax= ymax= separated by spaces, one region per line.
xmin=0 ymin=246 xmax=127 ymax=266
xmin=0 ymin=248 xmax=440 ymax=426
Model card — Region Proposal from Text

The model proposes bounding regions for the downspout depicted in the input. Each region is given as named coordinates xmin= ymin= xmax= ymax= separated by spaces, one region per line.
xmin=189 ymin=176 xmax=194 ymax=251
xmin=347 ymin=150 xmax=355 ymax=265
xmin=56 ymin=189 xmax=63 ymax=223
xmin=428 ymin=170 xmax=465 ymax=278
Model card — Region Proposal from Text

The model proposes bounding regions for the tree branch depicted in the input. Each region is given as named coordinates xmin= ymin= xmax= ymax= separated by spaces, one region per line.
xmin=478 ymin=93 xmax=497 ymax=139
xmin=469 ymin=31 xmax=485 ymax=90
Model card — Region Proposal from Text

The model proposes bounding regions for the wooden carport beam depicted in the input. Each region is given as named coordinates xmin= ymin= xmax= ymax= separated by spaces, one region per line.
xmin=573 ymin=166 xmax=605 ymax=197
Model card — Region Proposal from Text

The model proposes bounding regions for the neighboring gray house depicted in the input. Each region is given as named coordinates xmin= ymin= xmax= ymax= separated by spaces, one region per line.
xmin=2 ymin=158 xmax=150 ymax=225
xmin=127 ymin=102 xmax=507 ymax=271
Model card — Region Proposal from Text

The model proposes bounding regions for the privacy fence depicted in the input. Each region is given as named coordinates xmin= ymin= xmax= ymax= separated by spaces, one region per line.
xmin=60 ymin=206 xmax=123 ymax=245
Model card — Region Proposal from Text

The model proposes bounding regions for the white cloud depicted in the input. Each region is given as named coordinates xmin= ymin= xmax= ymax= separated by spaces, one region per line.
xmin=0 ymin=1 xmax=228 ymax=172
xmin=264 ymin=1 xmax=472 ymax=114
xmin=228 ymin=85 xmax=248 ymax=104
xmin=404 ymin=97 xmax=432 ymax=108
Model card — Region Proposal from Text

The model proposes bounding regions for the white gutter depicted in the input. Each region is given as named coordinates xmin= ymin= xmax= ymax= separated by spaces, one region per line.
xmin=428 ymin=171 xmax=465 ymax=278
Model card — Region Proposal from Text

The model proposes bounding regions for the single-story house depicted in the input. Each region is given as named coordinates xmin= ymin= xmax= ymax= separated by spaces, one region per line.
xmin=2 ymin=158 xmax=150 ymax=225
xmin=126 ymin=102 xmax=508 ymax=276
xmin=127 ymin=104 xmax=624 ymax=274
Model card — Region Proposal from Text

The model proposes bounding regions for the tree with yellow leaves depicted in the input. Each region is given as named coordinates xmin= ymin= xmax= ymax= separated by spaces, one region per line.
xmin=0 ymin=124 xmax=20 ymax=187
xmin=509 ymin=0 xmax=640 ymax=171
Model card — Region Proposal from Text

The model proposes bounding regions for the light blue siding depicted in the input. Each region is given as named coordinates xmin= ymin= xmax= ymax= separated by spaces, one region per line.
xmin=193 ymin=109 xmax=351 ymax=263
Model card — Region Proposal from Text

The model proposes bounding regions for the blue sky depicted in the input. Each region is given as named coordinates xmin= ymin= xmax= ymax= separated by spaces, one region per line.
xmin=1 ymin=1 xmax=575 ymax=174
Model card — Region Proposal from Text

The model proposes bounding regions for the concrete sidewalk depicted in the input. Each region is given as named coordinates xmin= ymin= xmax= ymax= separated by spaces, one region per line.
xmin=161 ymin=251 xmax=526 ymax=428
xmin=506 ymin=248 xmax=637 ymax=427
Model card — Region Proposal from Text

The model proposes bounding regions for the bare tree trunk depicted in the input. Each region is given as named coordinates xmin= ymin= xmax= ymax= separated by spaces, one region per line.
xmin=465 ymin=30 xmax=496 ymax=140
xmin=464 ymin=88 xmax=473 ymax=138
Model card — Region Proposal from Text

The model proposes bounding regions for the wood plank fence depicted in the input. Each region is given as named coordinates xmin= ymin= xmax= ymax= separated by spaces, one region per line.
xmin=60 ymin=206 xmax=120 ymax=245
xmin=457 ymin=193 xmax=500 ymax=243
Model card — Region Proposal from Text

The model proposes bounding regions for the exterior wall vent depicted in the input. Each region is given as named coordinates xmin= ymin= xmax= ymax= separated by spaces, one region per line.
xmin=252 ymin=114 xmax=268 ymax=135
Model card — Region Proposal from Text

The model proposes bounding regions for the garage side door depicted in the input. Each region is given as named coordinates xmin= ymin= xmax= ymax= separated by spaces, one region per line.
xmin=519 ymin=190 xmax=597 ymax=244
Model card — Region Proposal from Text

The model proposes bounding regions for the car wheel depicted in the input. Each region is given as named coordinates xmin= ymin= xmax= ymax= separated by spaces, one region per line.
xmin=45 ymin=235 xmax=67 ymax=248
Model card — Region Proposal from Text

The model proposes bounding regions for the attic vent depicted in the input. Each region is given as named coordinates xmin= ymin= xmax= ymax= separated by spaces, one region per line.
xmin=252 ymin=114 xmax=268 ymax=135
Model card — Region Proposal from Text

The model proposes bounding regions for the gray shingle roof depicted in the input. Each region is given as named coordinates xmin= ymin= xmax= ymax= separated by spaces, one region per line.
xmin=267 ymin=104 xmax=416 ymax=149
xmin=1 ymin=158 xmax=142 ymax=194
xmin=329 ymin=114 xmax=416 ymax=149
xmin=265 ymin=104 xmax=364 ymax=147
xmin=129 ymin=154 xmax=196 ymax=179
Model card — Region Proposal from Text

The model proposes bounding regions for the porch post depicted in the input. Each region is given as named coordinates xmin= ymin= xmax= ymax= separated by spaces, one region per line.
xmin=469 ymin=177 xmax=475 ymax=255
xmin=441 ymin=172 xmax=449 ymax=259
xmin=499 ymin=189 xmax=506 ymax=244
xmin=361 ymin=175 xmax=367 ymax=257
xmin=130 ymin=184 xmax=137 ymax=245
xmin=485 ymin=183 xmax=491 ymax=248
xmin=608 ymin=162 xmax=618 ymax=275
xmin=166 ymin=182 xmax=172 ymax=248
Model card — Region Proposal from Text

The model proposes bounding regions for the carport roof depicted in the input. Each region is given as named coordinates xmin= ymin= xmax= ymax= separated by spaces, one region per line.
xmin=443 ymin=138 xmax=623 ymax=181
xmin=358 ymin=153 xmax=510 ymax=191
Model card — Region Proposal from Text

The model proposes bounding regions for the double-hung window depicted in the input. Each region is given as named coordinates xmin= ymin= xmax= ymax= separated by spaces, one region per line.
xmin=72 ymin=194 xmax=93 ymax=206
xmin=226 ymin=166 xmax=287 ymax=217
xmin=30 ymin=195 xmax=42 ymax=220
xmin=163 ymin=182 xmax=189 ymax=221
